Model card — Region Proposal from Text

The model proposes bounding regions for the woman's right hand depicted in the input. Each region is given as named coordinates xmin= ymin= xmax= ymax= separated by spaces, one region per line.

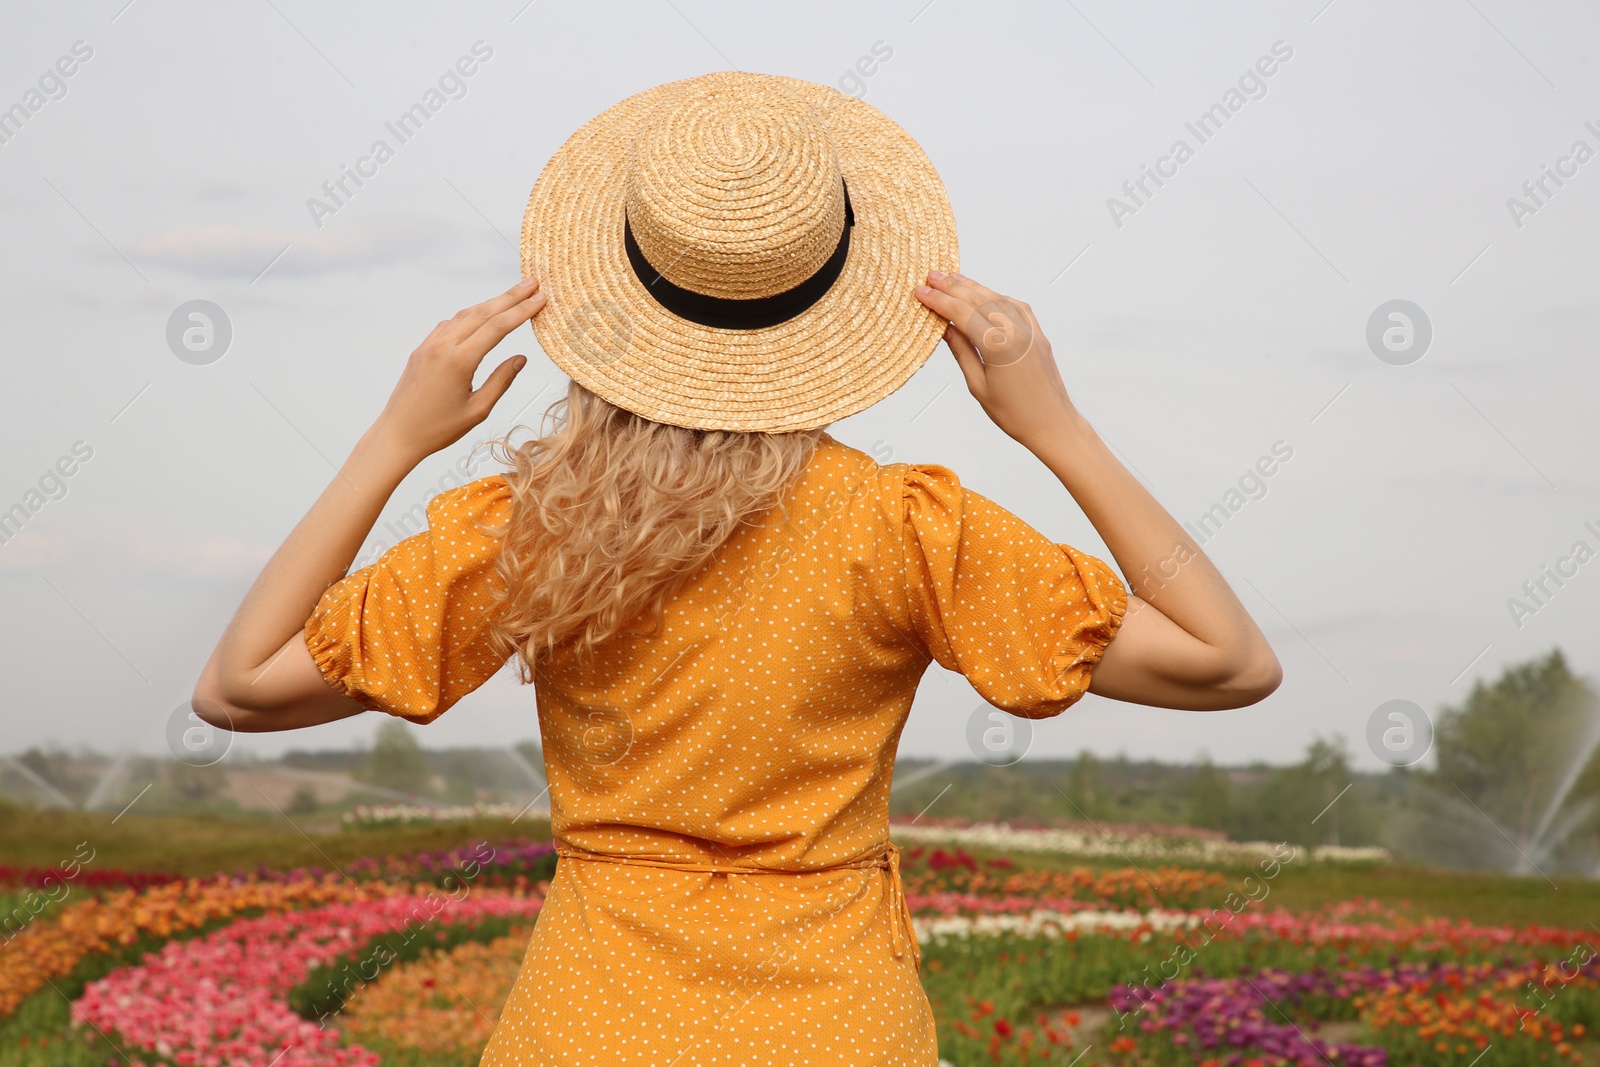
xmin=913 ymin=270 xmax=1079 ymax=448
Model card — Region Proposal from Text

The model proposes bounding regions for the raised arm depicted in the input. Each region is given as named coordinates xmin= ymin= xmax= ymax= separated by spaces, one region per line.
xmin=914 ymin=271 xmax=1281 ymax=711
xmin=192 ymin=278 xmax=545 ymax=732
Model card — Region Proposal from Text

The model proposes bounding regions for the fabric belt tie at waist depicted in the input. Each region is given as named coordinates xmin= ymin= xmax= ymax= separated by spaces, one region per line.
xmin=554 ymin=840 xmax=921 ymax=970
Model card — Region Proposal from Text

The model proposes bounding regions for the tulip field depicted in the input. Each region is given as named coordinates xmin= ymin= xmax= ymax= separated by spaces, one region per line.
xmin=2 ymin=811 xmax=1598 ymax=1067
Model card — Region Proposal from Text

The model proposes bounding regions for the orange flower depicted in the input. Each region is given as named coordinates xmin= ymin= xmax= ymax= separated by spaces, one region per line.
xmin=0 ymin=874 xmax=398 ymax=1017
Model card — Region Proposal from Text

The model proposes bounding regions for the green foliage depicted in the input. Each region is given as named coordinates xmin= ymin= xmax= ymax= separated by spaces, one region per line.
xmin=1230 ymin=736 xmax=1378 ymax=848
xmin=287 ymin=784 xmax=320 ymax=815
xmin=8 ymin=748 xmax=85 ymax=806
xmin=350 ymin=1041 xmax=482 ymax=1067
xmin=1184 ymin=754 xmax=1235 ymax=832
xmin=1061 ymin=749 xmax=1103 ymax=820
xmin=430 ymin=745 xmax=526 ymax=804
xmin=888 ymin=757 xmax=1192 ymax=829
xmin=890 ymin=741 xmax=1384 ymax=851
xmin=165 ymin=760 xmax=222 ymax=802
xmin=363 ymin=719 xmax=430 ymax=795
xmin=0 ymin=992 xmax=104 ymax=1067
xmin=1432 ymin=648 xmax=1600 ymax=849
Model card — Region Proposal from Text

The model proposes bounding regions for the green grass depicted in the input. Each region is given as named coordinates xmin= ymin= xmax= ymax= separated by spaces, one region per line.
xmin=6 ymin=802 xmax=1590 ymax=929
xmin=898 ymin=838 xmax=1591 ymax=929
xmin=0 ymin=803 xmax=551 ymax=879
xmin=1263 ymin=859 xmax=1589 ymax=929
xmin=0 ymin=994 xmax=105 ymax=1067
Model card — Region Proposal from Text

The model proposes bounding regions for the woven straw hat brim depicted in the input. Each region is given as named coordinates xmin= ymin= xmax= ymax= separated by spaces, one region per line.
xmin=521 ymin=74 xmax=959 ymax=433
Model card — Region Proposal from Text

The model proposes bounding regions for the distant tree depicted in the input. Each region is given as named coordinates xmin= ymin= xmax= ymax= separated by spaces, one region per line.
xmin=1300 ymin=737 xmax=1356 ymax=847
xmin=1184 ymin=754 xmax=1236 ymax=832
xmin=18 ymin=748 xmax=53 ymax=783
xmin=364 ymin=720 xmax=430 ymax=795
xmin=1062 ymin=750 xmax=1103 ymax=820
xmin=17 ymin=747 xmax=78 ymax=796
xmin=432 ymin=749 xmax=486 ymax=804
xmin=1432 ymin=648 xmax=1600 ymax=852
xmin=1231 ymin=737 xmax=1371 ymax=848
xmin=287 ymin=784 xmax=320 ymax=815
xmin=165 ymin=761 xmax=220 ymax=803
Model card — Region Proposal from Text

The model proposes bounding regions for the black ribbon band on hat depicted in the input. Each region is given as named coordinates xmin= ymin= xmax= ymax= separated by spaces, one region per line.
xmin=624 ymin=180 xmax=854 ymax=331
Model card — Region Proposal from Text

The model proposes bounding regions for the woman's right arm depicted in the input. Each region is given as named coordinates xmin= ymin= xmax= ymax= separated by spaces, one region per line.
xmin=913 ymin=270 xmax=1281 ymax=711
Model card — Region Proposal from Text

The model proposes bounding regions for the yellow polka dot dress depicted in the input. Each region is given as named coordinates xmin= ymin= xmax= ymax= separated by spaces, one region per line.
xmin=305 ymin=435 xmax=1128 ymax=1065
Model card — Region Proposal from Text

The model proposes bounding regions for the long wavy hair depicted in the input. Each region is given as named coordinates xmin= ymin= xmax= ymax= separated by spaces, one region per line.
xmin=484 ymin=381 xmax=823 ymax=676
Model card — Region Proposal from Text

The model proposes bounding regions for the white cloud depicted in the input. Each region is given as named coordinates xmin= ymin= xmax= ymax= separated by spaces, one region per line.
xmin=126 ymin=215 xmax=458 ymax=279
xmin=0 ymin=522 xmax=274 ymax=581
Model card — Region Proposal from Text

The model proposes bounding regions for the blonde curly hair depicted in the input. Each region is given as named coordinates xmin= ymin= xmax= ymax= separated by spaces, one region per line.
xmin=485 ymin=381 xmax=822 ymax=673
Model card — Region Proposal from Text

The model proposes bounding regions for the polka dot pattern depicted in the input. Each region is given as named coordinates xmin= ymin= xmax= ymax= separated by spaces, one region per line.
xmin=303 ymin=435 xmax=1129 ymax=1064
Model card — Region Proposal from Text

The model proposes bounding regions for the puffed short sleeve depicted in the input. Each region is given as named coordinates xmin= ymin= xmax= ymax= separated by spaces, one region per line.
xmin=303 ymin=475 xmax=513 ymax=724
xmin=897 ymin=464 xmax=1128 ymax=718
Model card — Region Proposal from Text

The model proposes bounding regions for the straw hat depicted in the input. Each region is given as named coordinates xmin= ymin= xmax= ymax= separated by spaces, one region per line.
xmin=520 ymin=71 xmax=959 ymax=433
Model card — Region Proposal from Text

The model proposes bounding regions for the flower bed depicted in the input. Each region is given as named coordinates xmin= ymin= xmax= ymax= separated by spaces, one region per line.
xmin=0 ymin=875 xmax=395 ymax=1018
xmin=289 ymin=909 xmax=537 ymax=1022
xmin=343 ymin=803 xmax=541 ymax=826
xmin=1360 ymin=960 xmax=1595 ymax=1064
xmin=914 ymin=899 xmax=1600 ymax=1066
xmin=1111 ymin=966 xmax=1386 ymax=1066
xmin=898 ymin=814 xmax=1232 ymax=840
xmin=892 ymin=819 xmax=1390 ymax=866
xmin=343 ymin=840 xmax=557 ymax=889
xmin=342 ymin=929 xmax=534 ymax=1064
xmin=899 ymin=844 xmax=1227 ymax=910
xmin=916 ymin=908 xmax=1201 ymax=942
xmin=0 ymin=866 xmax=180 ymax=892
xmin=5 ymin=829 xmax=1597 ymax=1067
xmin=230 ymin=839 xmax=558 ymax=892
xmin=1112 ymin=960 xmax=1598 ymax=1066
xmin=71 ymin=890 xmax=543 ymax=1067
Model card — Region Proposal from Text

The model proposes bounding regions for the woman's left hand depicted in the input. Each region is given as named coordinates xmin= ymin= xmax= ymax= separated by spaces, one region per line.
xmin=372 ymin=277 xmax=547 ymax=462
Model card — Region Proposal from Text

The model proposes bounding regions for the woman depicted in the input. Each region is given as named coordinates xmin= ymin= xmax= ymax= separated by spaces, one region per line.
xmin=195 ymin=72 xmax=1279 ymax=1065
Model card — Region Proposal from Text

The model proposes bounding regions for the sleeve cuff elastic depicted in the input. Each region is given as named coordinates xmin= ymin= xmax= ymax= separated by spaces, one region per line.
xmin=302 ymin=576 xmax=389 ymax=715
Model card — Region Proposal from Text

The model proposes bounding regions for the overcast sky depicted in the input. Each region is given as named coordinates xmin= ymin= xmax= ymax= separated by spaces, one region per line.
xmin=1 ymin=0 xmax=1595 ymax=774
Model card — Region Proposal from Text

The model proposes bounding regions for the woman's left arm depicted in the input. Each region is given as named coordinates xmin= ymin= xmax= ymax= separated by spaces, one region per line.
xmin=193 ymin=278 xmax=545 ymax=733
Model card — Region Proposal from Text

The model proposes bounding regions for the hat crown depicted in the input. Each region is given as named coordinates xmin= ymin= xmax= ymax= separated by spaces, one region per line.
xmin=626 ymin=73 xmax=847 ymax=301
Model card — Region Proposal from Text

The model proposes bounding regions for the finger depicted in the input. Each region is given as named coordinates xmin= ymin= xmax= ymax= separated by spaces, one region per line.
xmin=928 ymin=271 xmax=1033 ymax=344
xmin=467 ymin=354 xmax=528 ymax=419
xmin=445 ymin=277 xmax=541 ymax=342
xmin=943 ymin=323 xmax=987 ymax=395
xmin=913 ymin=283 xmax=977 ymax=329
xmin=936 ymin=273 xmax=1043 ymax=356
xmin=930 ymin=270 xmax=1003 ymax=308
xmin=458 ymin=290 xmax=548 ymax=362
